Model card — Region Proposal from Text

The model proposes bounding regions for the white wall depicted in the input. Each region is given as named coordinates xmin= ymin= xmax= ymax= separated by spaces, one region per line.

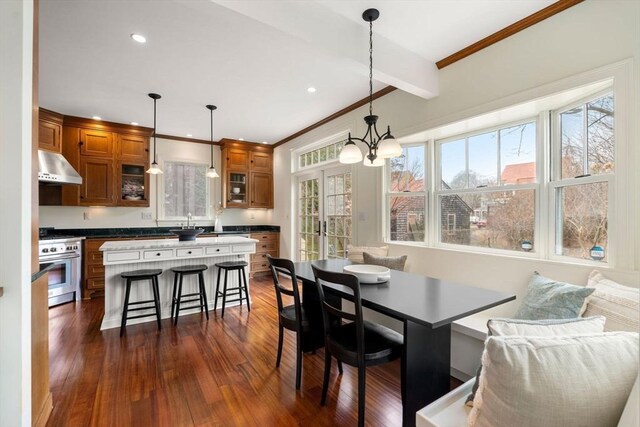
xmin=274 ymin=0 xmax=640 ymax=290
xmin=40 ymin=137 xmax=273 ymax=229
xmin=0 ymin=0 xmax=33 ymax=425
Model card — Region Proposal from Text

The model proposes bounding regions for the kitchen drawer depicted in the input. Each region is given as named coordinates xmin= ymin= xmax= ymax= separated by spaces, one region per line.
xmin=106 ymin=251 xmax=141 ymax=263
xmin=86 ymin=250 xmax=104 ymax=265
xmin=251 ymin=260 xmax=271 ymax=272
xmin=143 ymin=249 xmax=173 ymax=260
xmin=251 ymin=233 xmax=278 ymax=243
xmin=206 ymin=246 xmax=230 ymax=255
xmin=176 ymin=247 xmax=204 ymax=257
xmin=251 ymin=251 xmax=278 ymax=263
xmin=86 ymin=277 xmax=104 ymax=291
xmin=255 ymin=241 xmax=277 ymax=253
xmin=232 ymin=244 xmax=255 ymax=253
xmin=86 ymin=264 xmax=105 ymax=278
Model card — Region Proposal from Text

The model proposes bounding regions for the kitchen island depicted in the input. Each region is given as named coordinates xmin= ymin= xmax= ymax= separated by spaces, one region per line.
xmin=99 ymin=236 xmax=257 ymax=330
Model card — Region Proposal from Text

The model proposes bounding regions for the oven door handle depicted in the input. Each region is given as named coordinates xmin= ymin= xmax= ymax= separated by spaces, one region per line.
xmin=40 ymin=254 xmax=81 ymax=262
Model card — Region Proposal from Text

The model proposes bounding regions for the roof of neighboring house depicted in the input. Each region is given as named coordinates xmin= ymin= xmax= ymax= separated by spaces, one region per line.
xmin=501 ymin=162 xmax=536 ymax=184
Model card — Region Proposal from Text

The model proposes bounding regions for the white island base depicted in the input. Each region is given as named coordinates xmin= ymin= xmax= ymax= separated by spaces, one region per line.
xmin=99 ymin=236 xmax=258 ymax=331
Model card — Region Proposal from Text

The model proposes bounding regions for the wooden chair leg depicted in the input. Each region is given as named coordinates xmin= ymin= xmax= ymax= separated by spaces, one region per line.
xmin=295 ymin=330 xmax=303 ymax=390
xmin=120 ymin=278 xmax=132 ymax=337
xmin=276 ymin=324 xmax=284 ymax=368
xmin=199 ymin=272 xmax=209 ymax=320
xmin=357 ymin=365 xmax=366 ymax=427
xmin=321 ymin=349 xmax=332 ymax=406
xmin=337 ymin=359 xmax=343 ymax=375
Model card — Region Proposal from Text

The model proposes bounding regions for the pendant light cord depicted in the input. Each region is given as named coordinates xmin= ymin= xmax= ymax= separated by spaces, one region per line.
xmin=152 ymin=97 xmax=157 ymax=163
xmin=369 ymin=18 xmax=373 ymax=118
xmin=210 ymin=108 xmax=214 ymax=166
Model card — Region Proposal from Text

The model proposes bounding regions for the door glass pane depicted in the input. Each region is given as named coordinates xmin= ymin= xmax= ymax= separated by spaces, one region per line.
xmin=298 ymin=177 xmax=320 ymax=261
xmin=325 ymin=172 xmax=352 ymax=259
xmin=557 ymin=182 xmax=608 ymax=262
xmin=389 ymin=195 xmax=426 ymax=242
xmin=441 ymin=139 xmax=466 ymax=189
xmin=500 ymin=122 xmax=536 ymax=185
xmin=468 ymin=131 xmax=497 ymax=187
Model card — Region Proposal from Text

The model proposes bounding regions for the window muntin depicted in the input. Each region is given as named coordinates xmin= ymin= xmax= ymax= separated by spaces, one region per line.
xmin=437 ymin=121 xmax=537 ymax=253
xmin=162 ymin=161 xmax=209 ymax=219
xmin=299 ymin=140 xmax=345 ymax=169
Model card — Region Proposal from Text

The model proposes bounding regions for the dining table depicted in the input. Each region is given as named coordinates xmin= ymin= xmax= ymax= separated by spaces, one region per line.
xmin=293 ymin=259 xmax=516 ymax=427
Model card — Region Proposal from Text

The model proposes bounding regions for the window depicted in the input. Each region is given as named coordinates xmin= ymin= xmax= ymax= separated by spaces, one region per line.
xmin=299 ymin=140 xmax=345 ymax=169
xmin=387 ymin=145 xmax=426 ymax=242
xmin=162 ymin=161 xmax=209 ymax=219
xmin=552 ymin=92 xmax=614 ymax=262
xmin=437 ymin=121 xmax=537 ymax=252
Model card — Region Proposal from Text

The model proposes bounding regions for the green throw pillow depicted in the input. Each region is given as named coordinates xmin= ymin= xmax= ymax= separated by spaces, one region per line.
xmin=513 ymin=272 xmax=595 ymax=320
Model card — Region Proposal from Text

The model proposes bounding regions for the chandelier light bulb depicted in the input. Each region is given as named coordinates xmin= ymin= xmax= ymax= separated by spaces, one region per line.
xmin=339 ymin=142 xmax=363 ymax=164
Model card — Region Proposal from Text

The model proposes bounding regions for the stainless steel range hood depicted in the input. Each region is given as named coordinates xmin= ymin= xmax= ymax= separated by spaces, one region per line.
xmin=38 ymin=150 xmax=82 ymax=185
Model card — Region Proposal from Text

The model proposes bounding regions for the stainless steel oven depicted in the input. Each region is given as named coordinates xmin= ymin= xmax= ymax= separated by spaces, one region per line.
xmin=38 ymin=237 xmax=84 ymax=307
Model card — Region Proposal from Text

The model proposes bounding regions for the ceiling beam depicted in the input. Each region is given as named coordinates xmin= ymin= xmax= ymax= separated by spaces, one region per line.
xmin=436 ymin=0 xmax=584 ymax=69
xmin=211 ymin=0 xmax=438 ymax=100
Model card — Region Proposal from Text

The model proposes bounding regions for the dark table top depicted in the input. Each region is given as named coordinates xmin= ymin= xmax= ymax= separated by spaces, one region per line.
xmin=294 ymin=259 xmax=516 ymax=329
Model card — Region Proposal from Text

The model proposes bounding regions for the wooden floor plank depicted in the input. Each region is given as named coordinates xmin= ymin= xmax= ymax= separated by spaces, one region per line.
xmin=47 ymin=276 xmax=462 ymax=426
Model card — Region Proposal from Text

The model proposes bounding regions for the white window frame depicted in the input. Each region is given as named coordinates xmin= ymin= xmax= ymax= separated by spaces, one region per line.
xmin=291 ymin=130 xmax=350 ymax=174
xmin=158 ymin=158 xmax=212 ymax=221
xmin=381 ymin=59 xmax=633 ymax=270
xmin=548 ymin=90 xmax=616 ymax=265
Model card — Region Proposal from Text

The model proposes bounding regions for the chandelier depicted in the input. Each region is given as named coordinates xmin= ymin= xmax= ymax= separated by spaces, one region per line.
xmin=339 ymin=8 xmax=402 ymax=167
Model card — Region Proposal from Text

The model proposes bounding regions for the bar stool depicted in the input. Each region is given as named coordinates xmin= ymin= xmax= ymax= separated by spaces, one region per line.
xmin=170 ymin=264 xmax=209 ymax=325
xmin=214 ymin=261 xmax=250 ymax=318
xmin=120 ymin=269 xmax=163 ymax=337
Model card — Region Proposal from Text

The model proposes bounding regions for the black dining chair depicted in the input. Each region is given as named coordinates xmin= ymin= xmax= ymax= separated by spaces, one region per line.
xmin=311 ymin=265 xmax=403 ymax=427
xmin=267 ymin=255 xmax=311 ymax=390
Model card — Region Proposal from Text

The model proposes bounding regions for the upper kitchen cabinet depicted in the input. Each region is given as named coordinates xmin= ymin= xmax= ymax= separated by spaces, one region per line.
xmin=220 ymin=139 xmax=273 ymax=209
xmin=58 ymin=113 xmax=152 ymax=207
xmin=38 ymin=109 xmax=63 ymax=153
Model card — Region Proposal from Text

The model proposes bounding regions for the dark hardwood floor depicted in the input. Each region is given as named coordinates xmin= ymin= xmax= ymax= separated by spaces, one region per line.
xmin=46 ymin=275 xmax=461 ymax=426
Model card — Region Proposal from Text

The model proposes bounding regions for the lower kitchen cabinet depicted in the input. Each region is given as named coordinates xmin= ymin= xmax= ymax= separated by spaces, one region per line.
xmin=250 ymin=232 xmax=279 ymax=278
xmin=83 ymin=239 xmax=108 ymax=299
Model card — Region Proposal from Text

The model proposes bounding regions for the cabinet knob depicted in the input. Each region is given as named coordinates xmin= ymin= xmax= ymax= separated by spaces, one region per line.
xmin=156 ymin=253 xmax=161 ymax=256
xmin=216 ymin=248 xmax=220 ymax=252
xmin=188 ymin=251 xmax=192 ymax=254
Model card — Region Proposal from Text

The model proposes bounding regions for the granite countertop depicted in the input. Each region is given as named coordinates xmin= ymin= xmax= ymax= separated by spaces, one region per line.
xmin=39 ymin=225 xmax=279 ymax=240
xmin=100 ymin=236 xmax=258 ymax=251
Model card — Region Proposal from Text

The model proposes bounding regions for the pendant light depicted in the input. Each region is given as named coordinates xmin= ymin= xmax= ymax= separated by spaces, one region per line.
xmin=205 ymin=104 xmax=220 ymax=178
xmin=146 ymin=93 xmax=163 ymax=175
xmin=339 ymin=8 xmax=402 ymax=166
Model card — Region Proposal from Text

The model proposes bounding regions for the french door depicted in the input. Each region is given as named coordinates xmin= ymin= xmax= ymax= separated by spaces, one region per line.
xmin=297 ymin=166 xmax=353 ymax=261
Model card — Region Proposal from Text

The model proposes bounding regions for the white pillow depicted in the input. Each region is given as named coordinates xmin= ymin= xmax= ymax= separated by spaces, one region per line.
xmin=346 ymin=244 xmax=388 ymax=264
xmin=469 ymin=332 xmax=639 ymax=427
xmin=487 ymin=316 xmax=606 ymax=336
xmin=583 ymin=270 xmax=639 ymax=332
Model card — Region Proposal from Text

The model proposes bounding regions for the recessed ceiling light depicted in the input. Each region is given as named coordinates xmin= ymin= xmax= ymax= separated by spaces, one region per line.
xmin=238 ymin=138 xmax=244 ymax=141
xmin=186 ymin=134 xmax=193 ymax=137
xmin=130 ymin=33 xmax=146 ymax=43
xmin=262 ymin=141 xmax=268 ymax=144
xmin=130 ymin=122 xmax=139 ymax=126
xmin=307 ymin=87 xmax=316 ymax=93
xmin=92 ymin=116 xmax=101 ymax=120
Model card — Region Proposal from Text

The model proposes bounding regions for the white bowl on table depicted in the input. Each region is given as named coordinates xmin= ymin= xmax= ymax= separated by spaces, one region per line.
xmin=343 ymin=264 xmax=391 ymax=284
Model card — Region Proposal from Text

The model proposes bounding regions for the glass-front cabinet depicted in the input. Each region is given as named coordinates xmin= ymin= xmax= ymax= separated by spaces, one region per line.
xmin=118 ymin=162 xmax=149 ymax=206
xmin=226 ymin=171 xmax=248 ymax=207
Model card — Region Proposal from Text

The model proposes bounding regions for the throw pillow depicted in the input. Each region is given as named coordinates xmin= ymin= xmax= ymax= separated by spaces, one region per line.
xmin=363 ymin=252 xmax=407 ymax=271
xmin=582 ymin=270 xmax=639 ymax=332
xmin=465 ymin=316 xmax=606 ymax=407
xmin=469 ymin=332 xmax=639 ymax=427
xmin=513 ymin=272 xmax=595 ymax=320
xmin=346 ymin=244 xmax=388 ymax=264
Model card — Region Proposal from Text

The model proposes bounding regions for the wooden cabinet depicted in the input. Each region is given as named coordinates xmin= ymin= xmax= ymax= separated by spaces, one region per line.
xmin=220 ymin=139 xmax=273 ymax=209
xmin=38 ymin=109 xmax=63 ymax=153
xmin=79 ymin=157 xmax=115 ymax=205
xmin=83 ymin=239 xmax=106 ymax=299
xmin=250 ymin=232 xmax=279 ymax=278
xmin=54 ymin=113 xmax=152 ymax=207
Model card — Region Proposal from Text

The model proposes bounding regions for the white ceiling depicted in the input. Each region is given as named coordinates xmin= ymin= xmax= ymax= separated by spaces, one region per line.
xmin=39 ymin=0 xmax=555 ymax=143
